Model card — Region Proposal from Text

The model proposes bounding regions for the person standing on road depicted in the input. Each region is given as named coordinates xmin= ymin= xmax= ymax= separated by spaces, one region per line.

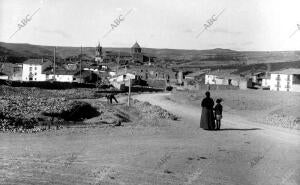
xmin=200 ymin=91 xmax=215 ymax=130
xmin=214 ymin=98 xmax=223 ymax=130
xmin=109 ymin=93 xmax=118 ymax=104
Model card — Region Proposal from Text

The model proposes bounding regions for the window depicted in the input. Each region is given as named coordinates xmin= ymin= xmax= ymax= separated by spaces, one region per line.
xmin=276 ymin=74 xmax=280 ymax=81
xmin=13 ymin=67 xmax=19 ymax=73
xmin=35 ymin=73 xmax=37 ymax=75
xmin=34 ymin=67 xmax=37 ymax=70
xmin=29 ymin=67 xmax=32 ymax=71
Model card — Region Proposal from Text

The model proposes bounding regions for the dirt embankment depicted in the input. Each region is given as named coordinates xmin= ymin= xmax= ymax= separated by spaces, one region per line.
xmin=83 ymin=98 xmax=178 ymax=127
xmin=169 ymin=89 xmax=300 ymax=129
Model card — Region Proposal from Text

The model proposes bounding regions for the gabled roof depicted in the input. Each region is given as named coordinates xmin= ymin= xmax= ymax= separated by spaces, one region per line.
xmin=132 ymin=42 xmax=141 ymax=49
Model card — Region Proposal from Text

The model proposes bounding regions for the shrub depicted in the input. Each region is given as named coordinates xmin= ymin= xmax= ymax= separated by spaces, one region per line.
xmin=59 ymin=101 xmax=100 ymax=121
xmin=166 ymin=86 xmax=173 ymax=91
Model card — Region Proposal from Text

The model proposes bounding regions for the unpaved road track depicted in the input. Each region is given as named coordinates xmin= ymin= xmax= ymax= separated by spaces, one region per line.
xmin=0 ymin=93 xmax=299 ymax=185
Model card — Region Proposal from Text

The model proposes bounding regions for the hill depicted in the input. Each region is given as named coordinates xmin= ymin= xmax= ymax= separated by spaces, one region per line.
xmin=0 ymin=42 xmax=299 ymax=67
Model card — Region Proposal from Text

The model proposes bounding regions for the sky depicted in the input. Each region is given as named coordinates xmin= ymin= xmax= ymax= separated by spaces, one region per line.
xmin=0 ymin=0 xmax=299 ymax=51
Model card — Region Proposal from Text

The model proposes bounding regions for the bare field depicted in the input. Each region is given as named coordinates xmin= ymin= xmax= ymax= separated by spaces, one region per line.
xmin=170 ymin=89 xmax=300 ymax=129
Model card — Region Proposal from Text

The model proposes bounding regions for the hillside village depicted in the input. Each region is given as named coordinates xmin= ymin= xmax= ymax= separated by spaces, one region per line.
xmin=0 ymin=41 xmax=300 ymax=92
xmin=1 ymin=1 xmax=300 ymax=184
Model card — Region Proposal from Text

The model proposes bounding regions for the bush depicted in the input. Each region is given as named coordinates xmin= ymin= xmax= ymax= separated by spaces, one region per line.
xmin=166 ymin=86 xmax=173 ymax=91
xmin=58 ymin=101 xmax=100 ymax=121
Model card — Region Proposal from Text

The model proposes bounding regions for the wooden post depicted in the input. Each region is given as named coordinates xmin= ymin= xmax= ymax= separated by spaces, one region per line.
xmin=117 ymin=50 xmax=120 ymax=75
xmin=53 ymin=47 xmax=56 ymax=81
xmin=80 ymin=45 xmax=82 ymax=83
xmin=128 ymin=79 xmax=131 ymax=106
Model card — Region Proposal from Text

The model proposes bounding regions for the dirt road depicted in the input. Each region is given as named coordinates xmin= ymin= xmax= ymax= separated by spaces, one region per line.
xmin=0 ymin=93 xmax=299 ymax=185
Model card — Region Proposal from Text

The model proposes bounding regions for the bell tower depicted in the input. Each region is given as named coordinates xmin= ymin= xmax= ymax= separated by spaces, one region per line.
xmin=95 ymin=42 xmax=103 ymax=63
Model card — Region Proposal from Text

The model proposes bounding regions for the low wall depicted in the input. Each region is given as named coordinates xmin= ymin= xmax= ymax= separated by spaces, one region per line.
xmin=147 ymin=79 xmax=166 ymax=89
xmin=0 ymin=80 xmax=96 ymax=89
xmin=182 ymin=83 xmax=239 ymax=91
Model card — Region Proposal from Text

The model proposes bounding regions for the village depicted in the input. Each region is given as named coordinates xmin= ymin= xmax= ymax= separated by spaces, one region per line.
xmin=1 ymin=41 xmax=300 ymax=93
xmin=1 ymin=0 xmax=300 ymax=184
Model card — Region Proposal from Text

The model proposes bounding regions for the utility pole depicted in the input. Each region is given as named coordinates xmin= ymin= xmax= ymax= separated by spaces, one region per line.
xmin=53 ymin=47 xmax=56 ymax=81
xmin=116 ymin=50 xmax=120 ymax=75
xmin=128 ymin=78 xmax=131 ymax=107
xmin=80 ymin=45 xmax=82 ymax=83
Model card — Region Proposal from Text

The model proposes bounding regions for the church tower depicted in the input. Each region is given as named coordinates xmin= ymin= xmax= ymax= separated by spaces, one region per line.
xmin=95 ymin=42 xmax=103 ymax=62
xmin=131 ymin=41 xmax=143 ymax=63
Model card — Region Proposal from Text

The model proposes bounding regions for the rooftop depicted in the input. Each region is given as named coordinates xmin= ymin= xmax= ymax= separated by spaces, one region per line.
xmin=185 ymin=71 xmax=207 ymax=78
xmin=132 ymin=42 xmax=141 ymax=49
xmin=271 ymin=68 xmax=300 ymax=75
xmin=207 ymin=69 xmax=237 ymax=76
xmin=23 ymin=59 xmax=51 ymax=65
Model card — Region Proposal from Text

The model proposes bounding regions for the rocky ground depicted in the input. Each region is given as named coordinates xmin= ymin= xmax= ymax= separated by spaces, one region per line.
xmin=0 ymin=86 xmax=177 ymax=132
xmin=0 ymin=86 xmax=100 ymax=132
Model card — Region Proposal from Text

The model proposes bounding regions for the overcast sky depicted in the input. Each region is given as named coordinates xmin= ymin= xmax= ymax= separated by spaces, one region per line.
xmin=0 ymin=0 xmax=299 ymax=51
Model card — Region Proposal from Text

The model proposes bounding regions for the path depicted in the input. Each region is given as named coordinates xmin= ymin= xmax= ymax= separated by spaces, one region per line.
xmin=133 ymin=92 xmax=300 ymax=185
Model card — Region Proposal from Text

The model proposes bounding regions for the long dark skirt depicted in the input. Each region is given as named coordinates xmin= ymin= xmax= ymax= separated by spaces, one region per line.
xmin=200 ymin=107 xmax=215 ymax=130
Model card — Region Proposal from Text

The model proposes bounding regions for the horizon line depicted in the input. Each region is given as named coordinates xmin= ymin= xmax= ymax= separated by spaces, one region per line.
xmin=0 ymin=41 xmax=299 ymax=53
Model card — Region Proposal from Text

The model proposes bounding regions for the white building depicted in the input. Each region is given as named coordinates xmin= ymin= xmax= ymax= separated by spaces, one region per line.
xmin=0 ymin=72 xmax=9 ymax=80
xmin=22 ymin=59 xmax=51 ymax=81
xmin=205 ymin=74 xmax=226 ymax=85
xmin=109 ymin=73 xmax=135 ymax=83
xmin=47 ymin=73 xmax=74 ymax=82
xmin=262 ymin=77 xmax=271 ymax=88
xmin=109 ymin=73 xmax=136 ymax=89
xmin=270 ymin=69 xmax=300 ymax=92
xmin=205 ymin=72 xmax=240 ymax=86
xmin=205 ymin=69 xmax=238 ymax=85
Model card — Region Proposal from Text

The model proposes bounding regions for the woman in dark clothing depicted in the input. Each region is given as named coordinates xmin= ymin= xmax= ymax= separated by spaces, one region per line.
xmin=200 ymin=91 xmax=215 ymax=130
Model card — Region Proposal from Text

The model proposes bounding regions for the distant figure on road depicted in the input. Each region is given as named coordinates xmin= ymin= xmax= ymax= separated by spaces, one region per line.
xmin=214 ymin=98 xmax=223 ymax=130
xmin=107 ymin=93 xmax=118 ymax=104
xmin=200 ymin=91 xmax=215 ymax=130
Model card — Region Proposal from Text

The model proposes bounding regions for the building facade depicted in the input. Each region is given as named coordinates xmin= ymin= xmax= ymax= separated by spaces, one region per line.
xmin=0 ymin=63 xmax=23 ymax=81
xmin=269 ymin=69 xmax=300 ymax=92
xmin=22 ymin=59 xmax=51 ymax=81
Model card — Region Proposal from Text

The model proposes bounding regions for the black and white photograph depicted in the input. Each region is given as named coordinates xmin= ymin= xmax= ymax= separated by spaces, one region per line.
xmin=0 ymin=0 xmax=299 ymax=184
